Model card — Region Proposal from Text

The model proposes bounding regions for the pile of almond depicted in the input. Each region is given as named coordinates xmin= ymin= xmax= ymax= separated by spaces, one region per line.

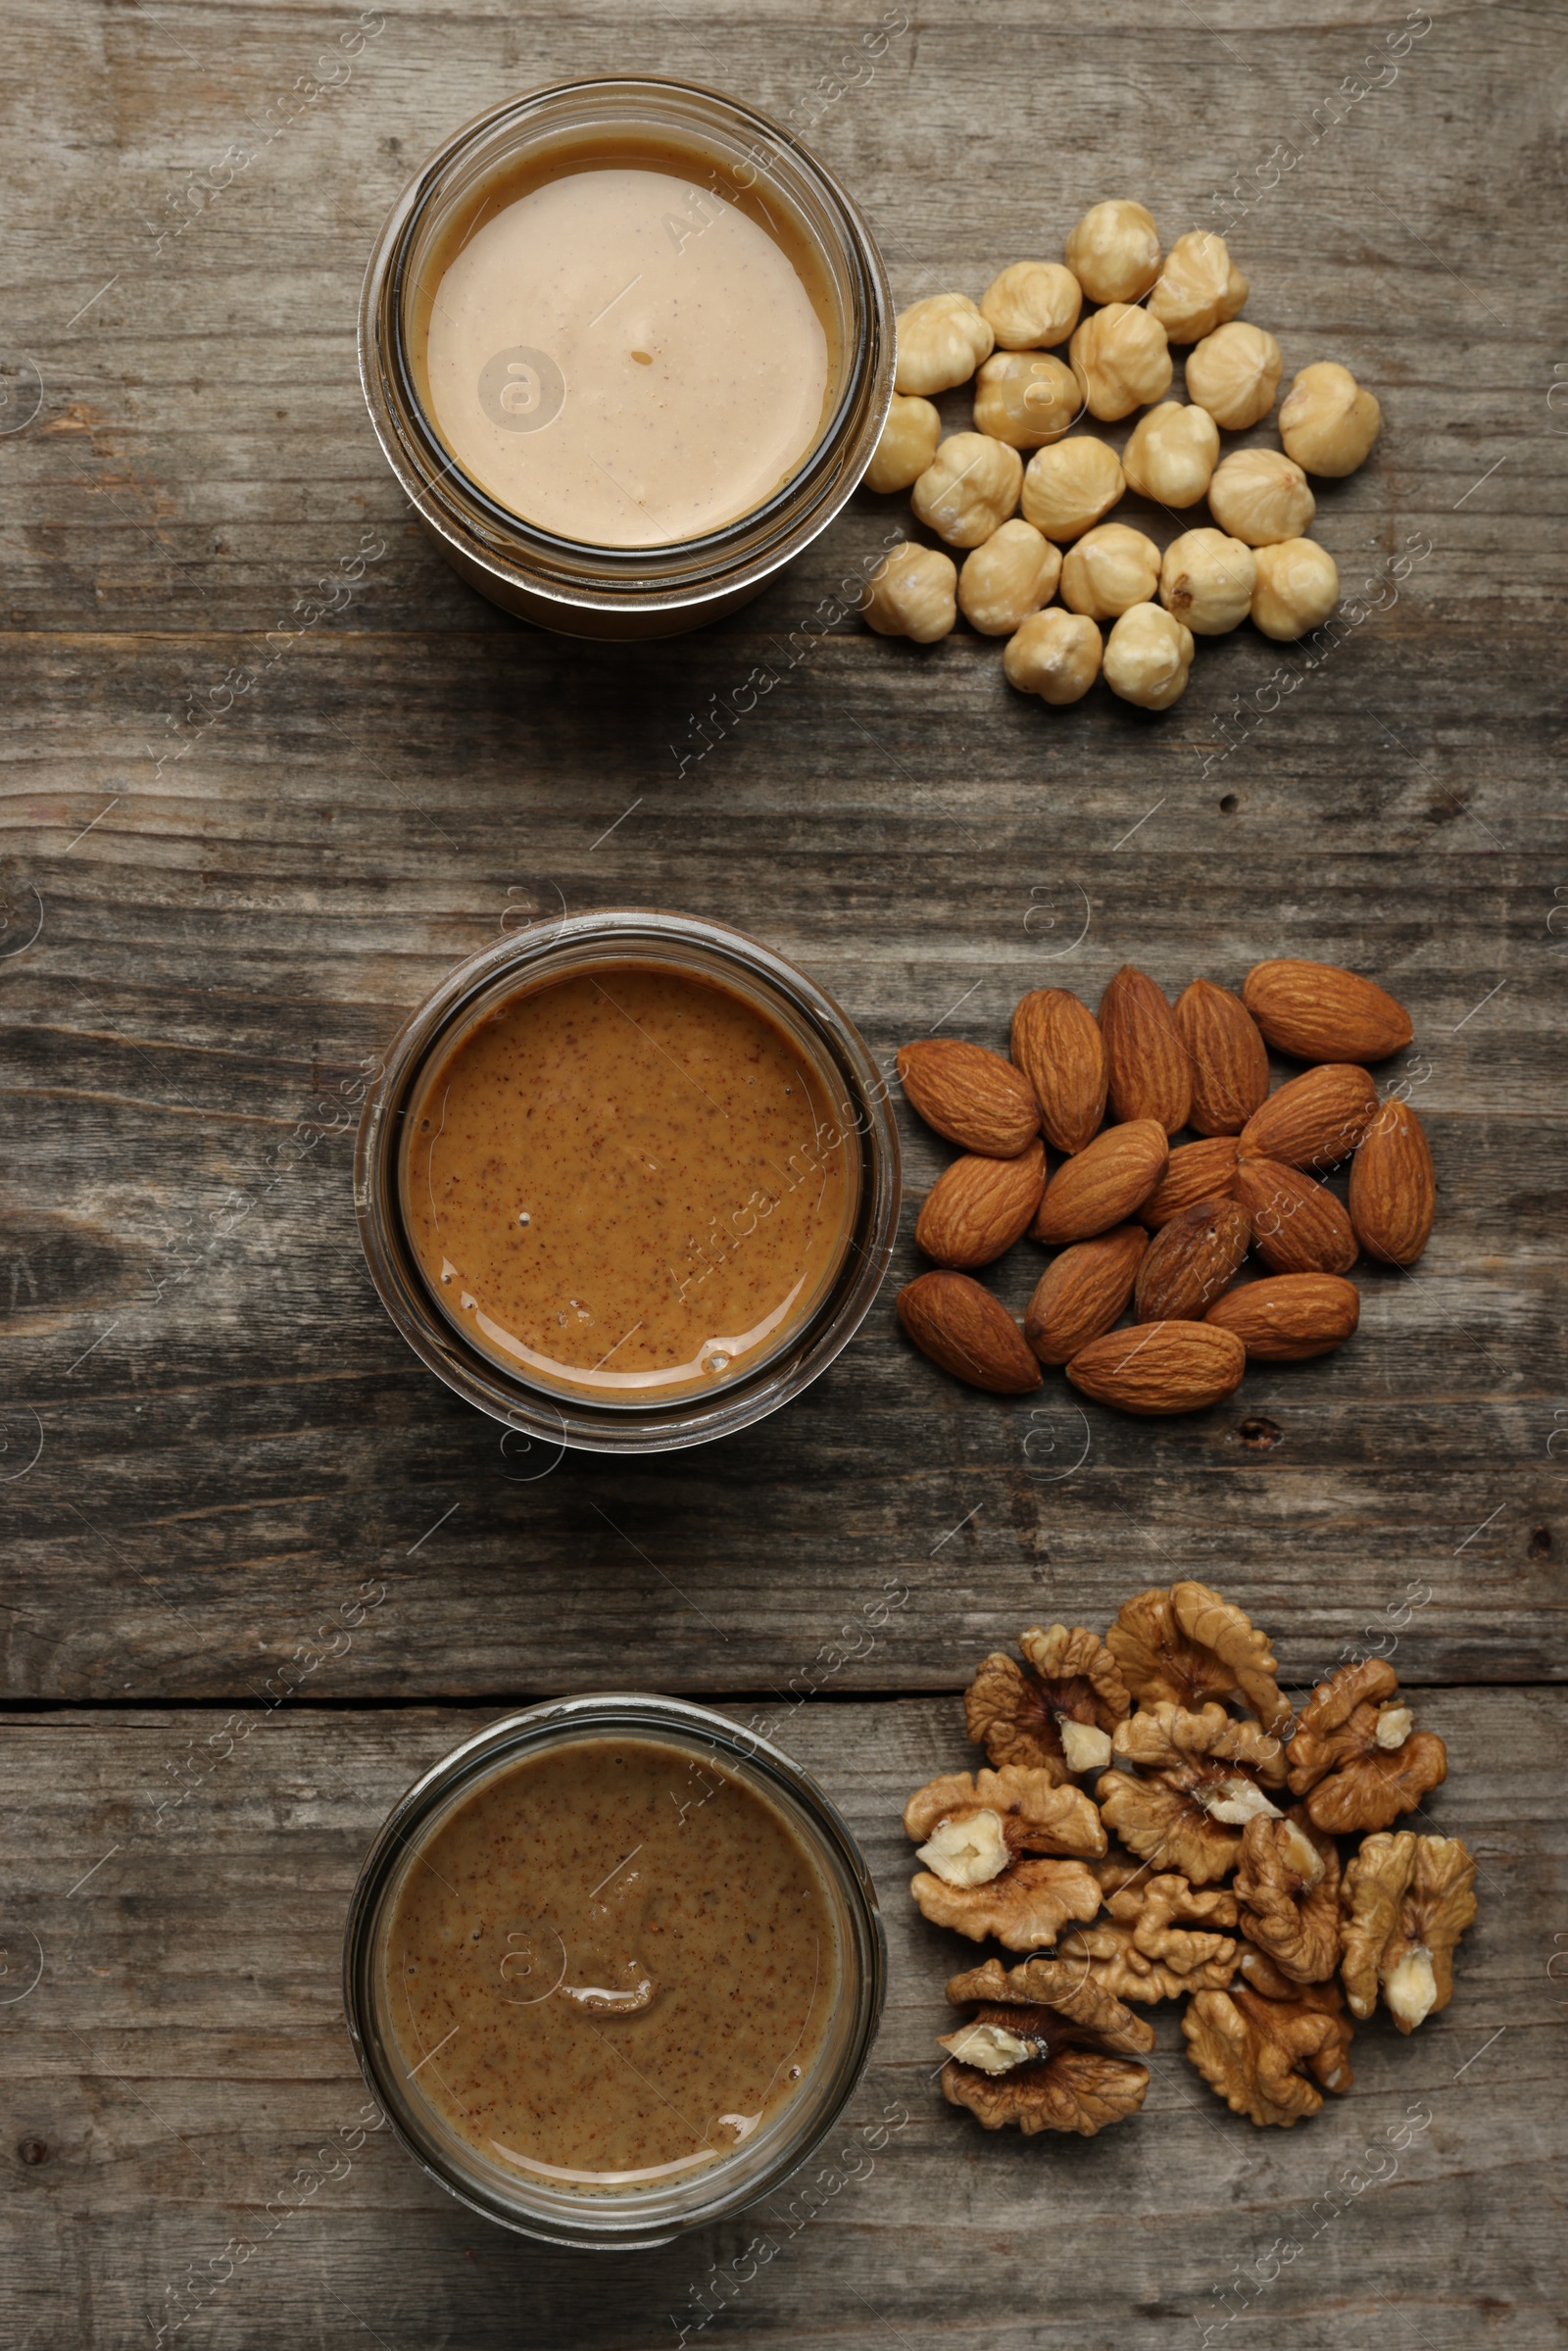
xmin=895 ymin=957 xmax=1433 ymax=1413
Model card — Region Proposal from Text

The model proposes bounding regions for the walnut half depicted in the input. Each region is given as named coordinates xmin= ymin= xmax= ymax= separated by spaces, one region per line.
xmin=1106 ymin=1581 xmax=1292 ymax=1735
xmin=1341 ymin=1831 xmax=1478 ymax=2033
xmin=1183 ymin=1963 xmax=1355 ymax=2128
xmin=941 ymin=1954 xmax=1153 ymax=2136
xmin=1058 ymin=1858 xmax=1242 ymax=2002
xmin=1286 ymin=1659 xmax=1447 ymax=1833
xmin=964 ymin=1623 xmax=1131 ymax=1782
xmin=912 ymin=1855 xmax=1104 ymax=1949
xmin=904 ymin=1764 xmax=1106 ymax=1886
xmin=1234 ymin=1808 xmax=1342 ymax=1984
xmin=1099 ymin=1702 xmax=1288 ymax=1885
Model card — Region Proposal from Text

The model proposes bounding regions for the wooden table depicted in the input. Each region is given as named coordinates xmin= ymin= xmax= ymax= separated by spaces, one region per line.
xmin=3 ymin=3 xmax=1563 ymax=2344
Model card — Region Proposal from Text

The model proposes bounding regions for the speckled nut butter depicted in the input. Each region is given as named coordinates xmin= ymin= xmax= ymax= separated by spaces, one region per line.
xmin=382 ymin=1736 xmax=838 ymax=2190
xmin=400 ymin=961 xmax=855 ymax=1402
xmin=342 ymin=1696 xmax=887 ymax=2247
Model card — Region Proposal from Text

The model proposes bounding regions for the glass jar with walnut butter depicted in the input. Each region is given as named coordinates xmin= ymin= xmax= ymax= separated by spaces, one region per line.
xmin=360 ymin=78 xmax=893 ymax=637
xmin=355 ymin=909 xmax=901 ymax=1456
xmin=343 ymin=1695 xmax=887 ymax=2249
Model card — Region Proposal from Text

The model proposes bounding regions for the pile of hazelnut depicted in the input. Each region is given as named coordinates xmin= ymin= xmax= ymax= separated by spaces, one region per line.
xmin=904 ymin=1583 xmax=1478 ymax=2137
xmin=862 ymin=202 xmax=1380 ymax=710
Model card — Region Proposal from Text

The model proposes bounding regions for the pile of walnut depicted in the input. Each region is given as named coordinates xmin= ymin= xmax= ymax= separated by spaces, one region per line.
xmin=906 ymin=1583 xmax=1477 ymax=2136
xmin=896 ymin=955 xmax=1437 ymax=1414
xmin=862 ymin=201 xmax=1379 ymax=709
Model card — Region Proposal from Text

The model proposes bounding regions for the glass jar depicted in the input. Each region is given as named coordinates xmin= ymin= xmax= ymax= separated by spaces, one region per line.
xmin=359 ymin=76 xmax=894 ymax=638
xmin=354 ymin=908 xmax=900 ymax=1455
xmin=342 ymin=1694 xmax=887 ymax=2250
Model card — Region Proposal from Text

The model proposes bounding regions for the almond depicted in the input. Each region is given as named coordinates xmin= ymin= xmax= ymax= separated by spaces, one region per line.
xmin=1139 ymin=1136 xmax=1240 ymax=1229
xmin=897 ymin=1270 xmax=1043 ymax=1394
xmin=1099 ymin=965 xmax=1192 ymax=1134
xmin=1024 ymin=1223 xmax=1148 ymax=1364
xmin=1239 ymin=1063 xmax=1379 ymax=1172
xmin=1134 ymin=1197 xmax=1252 ymax=1323
xmin=1174 ymin=978 xmax=1269 ymax=1136
xmin=1205 ymin=1273 xmax=1360 ymax=1361
xmin=1010 ymin=989 xmax=1107 ymax=1155
xmin=1348 ymin=1098 xmax=1436 ymax=1265
xmin=1234 ymin=1157 xmax=1357 ymax=1276
xmin=897 ymin=1039 xmax=1040 ymax=1156
xmin=915 ymin=1142 xmax=1048 ymax=1269
xmin=1242 ymin=959 xmax=1414 ymax=1063
xmin=1030 ymin=1119 xmax=1169 ymax=1246
xmin=1066 ymin=1320 xmax=1247 ymax=1416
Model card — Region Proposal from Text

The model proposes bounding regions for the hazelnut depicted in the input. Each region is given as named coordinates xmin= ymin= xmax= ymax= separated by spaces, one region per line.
xmin=1185 ymin=320 xmax=1283 ymax=430
xmin=979 ymin=261 xmax=1083 ymax=351
xmin=1064 ymin=201 xmax=1161 ymax=305
xmin=1004 ymin=609 xmax=1103 ymax=706
xmin=863 ymin=542 xmax=957 ymax=643
xmin=1069 ymin=304 xmax=1172 ymax=422
xmin=958 ymin=519 xmax=1062 ymax=636
xmin=973 ymin=351 xmax=1081 ymax=448
xmin=1250 ymin=539 xmax=1340 ymax=640
xmin=895 ymin=293 xmax=995 ymax=396
xmin=1121 ymin=402 xmax=1220 ymax=509
xmin=1020 ymin=435 xmax=1125 ymax=542
xmin=1102 ymin=603 xmax=1195 ymax=710
xmin=1060 ymin=522 xmax=1161 ymax=621
xmin=865 ymin=393 xmax=941 ymax=494
xmin=1148 ymin=231 xmax=1249 ymax=344
xmin=911 ymin=432 xmax=1024 ymax=547
xmin=1279 ymin=361 xmax=1382 ymax=477
xmin=1207 ymin=448 xmax=1315 ymax=547
xmin=1159 ymin=527 xmax=1257 ymax=635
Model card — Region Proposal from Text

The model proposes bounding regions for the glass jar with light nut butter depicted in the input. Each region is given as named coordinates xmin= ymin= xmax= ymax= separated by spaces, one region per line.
xmin=360 ymin=77 xmax=893 ymax=638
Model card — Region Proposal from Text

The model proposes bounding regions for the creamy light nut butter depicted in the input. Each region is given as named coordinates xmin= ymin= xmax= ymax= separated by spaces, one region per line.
xmin=412 ymin=137 xmax=837 ymax=547
xmin=382 ymin=1735 xmax=839 ymax=2191
xmin=401 ymin=961 xmax=855 ymax=1402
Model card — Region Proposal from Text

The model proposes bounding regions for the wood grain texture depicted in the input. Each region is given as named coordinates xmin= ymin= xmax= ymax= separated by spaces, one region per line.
xmin=1 ymin=0 xmax=1565 ymax=2340
xmin=1 ymin=1695 xmax=1560 ymax=2351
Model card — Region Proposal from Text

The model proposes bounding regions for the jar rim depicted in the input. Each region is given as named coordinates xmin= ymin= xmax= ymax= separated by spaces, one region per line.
xmin=341 ymin=1693 xmax=888 ymax=2249
xmin=354 ymin=908 xmax=901 ymax=1453
xmin=358 ymin=76 xmax=894 ymax=622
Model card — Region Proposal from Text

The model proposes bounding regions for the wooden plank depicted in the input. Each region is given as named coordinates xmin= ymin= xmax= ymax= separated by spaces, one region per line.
xmin=0 ymin=1694 xmax=1560 ymax=2350
xmin=1 ymin=0 xmax=1564 ymax=1707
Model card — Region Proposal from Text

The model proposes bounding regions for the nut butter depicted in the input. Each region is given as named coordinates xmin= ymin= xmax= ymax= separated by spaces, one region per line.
xmin=401 ymin=960 xmax=854 ymax=1403
xmin=413 ymin=138 xmax=836 ymax=548
xmin=343 ymin=1696 xmax=887 ymax=2247
xmin=356 ymin=910 xmax=901 ymax=1452
xmin=359 ymin=81 xmax=892 ymax=635
xmin=383 ymin=1735 xmax=837 ymax=2190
